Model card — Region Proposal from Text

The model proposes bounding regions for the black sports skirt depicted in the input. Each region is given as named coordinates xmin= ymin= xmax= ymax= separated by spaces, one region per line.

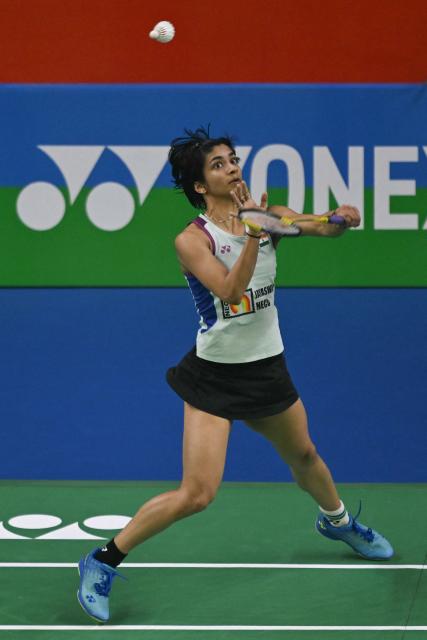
xmin=166 ymin=346 xmax=299 ymax=421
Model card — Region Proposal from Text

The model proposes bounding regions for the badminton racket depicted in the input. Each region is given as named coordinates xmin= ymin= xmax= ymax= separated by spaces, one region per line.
xmin=238 ymin=208 xmax=346 ymax=237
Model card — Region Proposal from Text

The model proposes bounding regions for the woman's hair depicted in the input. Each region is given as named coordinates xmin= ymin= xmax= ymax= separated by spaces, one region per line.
xmin=168 ymin=125 xmax=235 ymax=209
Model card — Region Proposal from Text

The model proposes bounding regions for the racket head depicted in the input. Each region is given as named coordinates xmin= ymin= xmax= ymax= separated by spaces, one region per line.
xmin=238 ymin=208 xmax=301 ymax=236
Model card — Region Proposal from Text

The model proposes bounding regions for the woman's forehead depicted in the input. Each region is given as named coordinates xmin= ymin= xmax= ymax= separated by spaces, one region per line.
xmin=205 ymin=144 xmax=235 ymax=163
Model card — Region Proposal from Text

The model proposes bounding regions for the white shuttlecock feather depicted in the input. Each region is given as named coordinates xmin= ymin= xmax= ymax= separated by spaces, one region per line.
xmin=149 ymin=21 xmax=175 ymax=43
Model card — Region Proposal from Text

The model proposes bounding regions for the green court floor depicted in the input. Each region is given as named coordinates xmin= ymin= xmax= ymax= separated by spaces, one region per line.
xmin=0 ymin=481 xmax=425 ymax=640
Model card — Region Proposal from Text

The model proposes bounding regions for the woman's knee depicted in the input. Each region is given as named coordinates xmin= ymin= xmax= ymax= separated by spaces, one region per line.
xmin=177 ymin=484 xmax=217 ymax=516
xmin=289 ymin=442 xmax=319 ymax=470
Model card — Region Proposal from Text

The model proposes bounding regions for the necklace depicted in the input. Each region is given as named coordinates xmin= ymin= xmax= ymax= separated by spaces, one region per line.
xmin=205 ymin=211 xmax=235 ymax=225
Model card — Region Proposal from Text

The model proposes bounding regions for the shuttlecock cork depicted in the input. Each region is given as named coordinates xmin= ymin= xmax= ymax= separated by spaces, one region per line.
xmin=149 ymin=21 xmax=175 ymax=43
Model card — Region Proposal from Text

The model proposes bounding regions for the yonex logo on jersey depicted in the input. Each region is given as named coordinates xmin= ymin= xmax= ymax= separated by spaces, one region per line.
xmin=222 ymin=289 xmax=255 ymax=319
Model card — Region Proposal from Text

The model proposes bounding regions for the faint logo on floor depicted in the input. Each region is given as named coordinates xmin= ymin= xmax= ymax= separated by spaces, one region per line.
xmin=0 ymin=514 xmax=131 ymax=540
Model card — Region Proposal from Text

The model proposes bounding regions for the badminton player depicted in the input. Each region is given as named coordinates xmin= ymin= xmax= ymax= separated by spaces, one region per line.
xmin=77 ymin=126 xmax=393 ymax=623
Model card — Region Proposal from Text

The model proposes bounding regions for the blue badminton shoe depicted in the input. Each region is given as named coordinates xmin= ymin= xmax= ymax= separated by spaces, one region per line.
xmin=77 ymin=549 xmax=124 ymax=622
xmin=316 ymin=505 xmax=394 ymax=560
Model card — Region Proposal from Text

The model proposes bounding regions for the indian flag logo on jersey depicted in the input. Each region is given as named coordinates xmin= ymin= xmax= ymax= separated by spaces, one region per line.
xmin=222 ymin=289 xmax=255 ymax=319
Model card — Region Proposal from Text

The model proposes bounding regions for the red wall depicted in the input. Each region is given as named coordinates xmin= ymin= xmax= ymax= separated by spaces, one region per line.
xmin=0 ymin=0 xmax=425 ymax=82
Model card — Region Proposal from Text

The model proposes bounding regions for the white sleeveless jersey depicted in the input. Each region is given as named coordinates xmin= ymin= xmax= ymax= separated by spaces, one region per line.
xmin=185 ymin=214 xmax=284 ymax=363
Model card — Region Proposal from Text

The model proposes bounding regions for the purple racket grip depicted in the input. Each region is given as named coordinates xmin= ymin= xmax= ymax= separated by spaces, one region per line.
xmin=328 ymin=214 xmax=346 ymax=225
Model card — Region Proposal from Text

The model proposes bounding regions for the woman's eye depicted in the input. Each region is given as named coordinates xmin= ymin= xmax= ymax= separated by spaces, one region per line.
xmin=211 ymin=157 xmax=240 ymax=169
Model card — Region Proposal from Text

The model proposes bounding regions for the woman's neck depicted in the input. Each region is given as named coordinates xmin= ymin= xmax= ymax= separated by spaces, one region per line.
xmin=204 ymin=208 xmax=245 ymax=235
xmin=205 ymin=198 xmax=235 ymax=221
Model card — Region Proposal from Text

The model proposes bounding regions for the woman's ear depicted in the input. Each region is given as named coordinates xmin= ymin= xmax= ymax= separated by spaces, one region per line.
xmin=194 ymin=182 xmax=207 ymax=194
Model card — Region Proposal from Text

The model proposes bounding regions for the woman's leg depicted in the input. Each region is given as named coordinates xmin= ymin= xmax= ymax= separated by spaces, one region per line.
xmin=115 ymin=402 xmax=231 ymax=553
xmin=245 ymin=398 xmax=340 ymax=510
xmin=244 ymin=398 xmax=394 ymax=560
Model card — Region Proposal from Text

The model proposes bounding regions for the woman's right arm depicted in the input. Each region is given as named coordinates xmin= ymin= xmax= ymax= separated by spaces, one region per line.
xmin=175 ymin=228 xmax=259 ymax=305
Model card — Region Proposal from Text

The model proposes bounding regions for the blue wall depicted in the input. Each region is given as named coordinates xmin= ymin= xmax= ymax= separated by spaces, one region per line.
xmin=0 ymin=287 xmax=425 ymax=482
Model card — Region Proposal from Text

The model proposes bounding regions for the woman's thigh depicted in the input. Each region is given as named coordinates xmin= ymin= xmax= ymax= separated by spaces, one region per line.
xmin=181 ymin=402 xmax=232 ymax=496
xmin=244 ymin=399 xmax=315 ymax=465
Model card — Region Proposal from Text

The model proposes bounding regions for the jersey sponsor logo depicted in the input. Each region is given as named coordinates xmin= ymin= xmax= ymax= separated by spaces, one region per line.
xmin=254 ymin=284 xmax=274 ymax=310
xmin=254 ymin=284 xmax=275 ymax=299
xmin=222 ymin=289 xmax=255 ymax=319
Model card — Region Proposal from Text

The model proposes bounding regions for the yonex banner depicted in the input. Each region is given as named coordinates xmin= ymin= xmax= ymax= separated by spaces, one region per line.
xmin=0 ymin=84 xmax=426 ymax=286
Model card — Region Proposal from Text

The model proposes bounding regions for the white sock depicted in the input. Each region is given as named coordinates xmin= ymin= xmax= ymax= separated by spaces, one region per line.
xmin=320 ymin=500 xmax=350 ymax=527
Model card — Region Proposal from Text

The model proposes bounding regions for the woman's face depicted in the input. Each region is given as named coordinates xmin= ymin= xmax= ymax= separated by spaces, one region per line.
xmin=199 ymin=144 xmax=242 ymax=200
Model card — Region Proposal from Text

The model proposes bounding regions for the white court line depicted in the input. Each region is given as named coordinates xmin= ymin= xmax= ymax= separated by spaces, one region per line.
xmin=0 ymin=562 xmax=425 ymax=570
xmin=0 ymin=562 xmax=425 ymax=569
xmin=0 ymin=625 xmax=426 ymax=631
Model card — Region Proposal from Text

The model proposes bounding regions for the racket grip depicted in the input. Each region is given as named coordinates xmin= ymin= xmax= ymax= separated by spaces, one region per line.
xmin=328 ymin=214 xmax=346 ymax=225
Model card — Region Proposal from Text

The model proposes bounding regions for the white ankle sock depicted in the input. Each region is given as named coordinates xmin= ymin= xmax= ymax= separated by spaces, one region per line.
xmin=320 ymin=500 xmax=350 ymax=527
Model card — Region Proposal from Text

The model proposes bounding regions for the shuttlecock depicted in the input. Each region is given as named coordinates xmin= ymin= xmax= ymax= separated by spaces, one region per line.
xmin=149 ymin=21 xmax=175 ymax=43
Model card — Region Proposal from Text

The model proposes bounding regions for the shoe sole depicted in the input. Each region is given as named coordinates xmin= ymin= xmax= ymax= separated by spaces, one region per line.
xmin=77 ymin=560 xmax=108 ymax=624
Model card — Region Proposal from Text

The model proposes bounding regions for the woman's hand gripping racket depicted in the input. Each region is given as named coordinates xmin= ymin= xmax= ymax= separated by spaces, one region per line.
xmin=238 ymin=208 xmax=348 ymax=237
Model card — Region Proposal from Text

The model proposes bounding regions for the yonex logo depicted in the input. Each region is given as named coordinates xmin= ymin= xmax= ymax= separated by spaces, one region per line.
xmin=0 ymin=513 xmax=131 ymax=540
xmin=12 ymin=144 xmax=427 ymax=233
xmin=16 ymin=146 xmax=170 ymax=232
xmin=16 ymin=145 xmax=252 ymax=233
